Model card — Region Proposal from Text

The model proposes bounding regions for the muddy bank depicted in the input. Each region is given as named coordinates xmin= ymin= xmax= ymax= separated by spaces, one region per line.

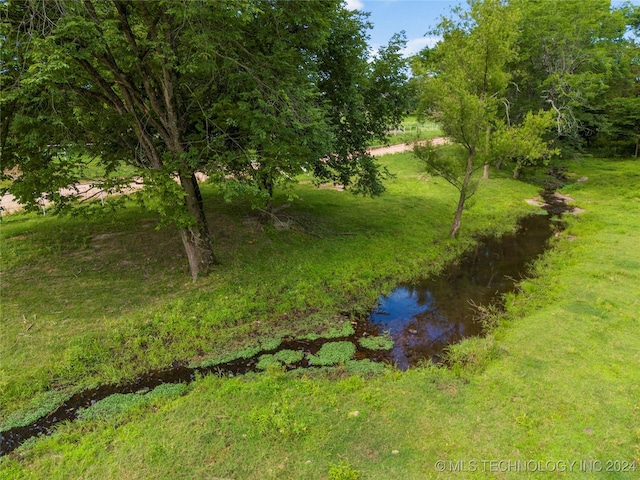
xmin=0 ymin=325 xmax=387 ymax=456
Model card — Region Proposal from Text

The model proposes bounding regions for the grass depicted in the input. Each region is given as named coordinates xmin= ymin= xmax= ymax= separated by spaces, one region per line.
xmin=0 ymin=151 xmax=537 ymax=426
xmin=3 ymin=155 xmax=639 ymax=478
xmin=358 ymin=334 xmax=394 ymax=351
xmin=370 ymin=117 xmax=442 ymax=147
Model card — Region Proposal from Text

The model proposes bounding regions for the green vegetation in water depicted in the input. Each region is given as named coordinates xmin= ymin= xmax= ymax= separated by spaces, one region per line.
xmin=2 ymin=158 xmax=638 ymax=480
xmin=307 ymin=342 xmax=356 ymax=366
xmin=76 ymin=384 xmax=189 ymax=423
xmin=256 ymin=350 xmax=305 ymax=370
xmin=358 ymin=334 xmax=393 ymax=351
xmin=299 ymin=321 xmax=355 ymax=341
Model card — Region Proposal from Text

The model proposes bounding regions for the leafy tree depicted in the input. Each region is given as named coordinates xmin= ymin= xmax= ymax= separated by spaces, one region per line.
xmin=491 ymin=110 xmax=559 ymax=177
xmin=211 ymin=11 xmax=409 ymax=208
xmin=601 ymin=3 xmax=640 ymax=157
xmin=1 ymin=0 xmax=407 ymax=278
xmin=412 ymin=0 xmax=519 ymax=237
xmin=507 ymin=0 xmax=629 ymax=153
xmin=313 ymin=16 xmax=409 ymax=196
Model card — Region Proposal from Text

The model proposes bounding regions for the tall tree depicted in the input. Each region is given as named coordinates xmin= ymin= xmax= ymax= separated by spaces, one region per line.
xmin=507 ymin=0 xmax=629 ymax=152
xmin=412 ymin=0 xmax=519 ymax=237
xmin=1 ymin=0 xmax=407 ymax=278
xmin=601 ymin=3 xmax=640 ymax=156
xmin=2 ymin=0 xmax=258 ymax=278
xmin=313 ymin=15 xmax=409 ymax=196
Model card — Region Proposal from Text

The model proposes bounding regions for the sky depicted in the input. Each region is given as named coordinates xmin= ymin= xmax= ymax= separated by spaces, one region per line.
xmin=346 ymin=0 xmax=640 ymax=57
xmin=346 ymin=0 xmax=459 ymax=56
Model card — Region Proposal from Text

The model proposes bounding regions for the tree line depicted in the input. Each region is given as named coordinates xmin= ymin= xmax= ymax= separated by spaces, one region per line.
xmin=411 ymin=0 xmax=639 ymax=237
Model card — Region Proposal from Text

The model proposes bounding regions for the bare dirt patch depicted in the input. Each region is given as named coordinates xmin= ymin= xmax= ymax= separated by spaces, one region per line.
xmin=368 ymin=137 xmax=448 ymax=157
xmin=1 ymin=141 xmax=448 ymax=214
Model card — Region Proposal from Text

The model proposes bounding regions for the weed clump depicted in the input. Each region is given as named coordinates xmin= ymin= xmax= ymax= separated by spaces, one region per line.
xmin=358 ymin=334 xmax=393 ymax=351
xmin=256 ymin=349 xmax=304 ymax=370
xmin=307 ymin=342 xmax=356 ymax=366
xmin=328 ymin=461 xmax=363 ymax=480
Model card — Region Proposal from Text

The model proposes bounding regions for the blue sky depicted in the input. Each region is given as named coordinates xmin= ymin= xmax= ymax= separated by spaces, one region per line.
xmin=346 ymin=0 xmax=640 ymax=57
xmin=346 ymin=0 xmax=459 ymax=56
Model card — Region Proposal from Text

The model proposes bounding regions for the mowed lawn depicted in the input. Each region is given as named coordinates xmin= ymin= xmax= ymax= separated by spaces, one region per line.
xmin=1 ymin=156 xmax=639 ymax=479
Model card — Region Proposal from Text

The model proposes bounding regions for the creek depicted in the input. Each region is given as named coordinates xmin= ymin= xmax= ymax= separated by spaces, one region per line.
xmin=0 ymin=180 xmax=576 ymax=456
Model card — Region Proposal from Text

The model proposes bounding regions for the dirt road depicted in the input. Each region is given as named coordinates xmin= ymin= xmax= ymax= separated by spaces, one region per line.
xmin=368 ymin=136 xmax=447 ymax=156
xmin=1 ymin=138 xmax=447 ymax=215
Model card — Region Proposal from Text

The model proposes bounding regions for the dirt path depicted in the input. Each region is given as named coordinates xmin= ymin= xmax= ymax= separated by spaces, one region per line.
xmin=368 ymin=136 xmax=447 ymax=156
xmin=1 ymin=138 xmax=447 ymax=215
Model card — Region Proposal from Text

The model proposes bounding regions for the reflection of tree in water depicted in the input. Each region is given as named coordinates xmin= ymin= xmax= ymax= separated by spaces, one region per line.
xmin=391 ymin=311 xmax=468 ymax=369
xmin=370 ymin=213 xmax=557 ymax=369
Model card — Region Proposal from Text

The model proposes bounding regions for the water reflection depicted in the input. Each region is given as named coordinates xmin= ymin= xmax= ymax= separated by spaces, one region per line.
xmin=369 ymin=213 xmax=558 ymax=369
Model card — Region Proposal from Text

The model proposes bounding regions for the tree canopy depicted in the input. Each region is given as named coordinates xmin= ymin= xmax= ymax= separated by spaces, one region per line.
xmin=411 ymin=0 xmax=638 ymax=238
xmin=1 ymin=0 xmax=408 ymax=278
xmin=412 ymin=0 xmax=521 ymax=237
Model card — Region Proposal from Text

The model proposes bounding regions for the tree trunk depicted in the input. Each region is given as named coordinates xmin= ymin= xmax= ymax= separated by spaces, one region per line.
xmin=483 ymin=126 xmax=490 ymax=179
xmin=450 ymin=152 xmax=475 ymax=238
xmin=179 ymin=171 xmax=219 ymax=279
xmin=449 ymin=191 xmax=466 ymax=238
xmin=635 ymin=135 xmax=639 ymax=158
xmin=261 ymin=175 xmax=275 ymax=214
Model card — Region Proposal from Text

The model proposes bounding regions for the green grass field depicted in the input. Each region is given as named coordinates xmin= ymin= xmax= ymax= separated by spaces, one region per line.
xmin=1 ymin=154 xmax=639 ymax=478
xmin=370 ymin=116 xmax=442 ymax=147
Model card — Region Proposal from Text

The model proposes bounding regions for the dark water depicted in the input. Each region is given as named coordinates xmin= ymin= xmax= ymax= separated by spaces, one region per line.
xmin=369 ymin=214 xmax=556 ymax=369
xmin=369 ymin=194 xmax=566 ymax=369
xmin=0 ymin=328 xmax=384 ymax=456
xmin=0 ymin=186 xmax=572 ymax=456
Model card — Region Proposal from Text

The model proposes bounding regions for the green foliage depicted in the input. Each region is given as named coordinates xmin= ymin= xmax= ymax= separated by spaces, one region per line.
xmin=77 ymin=383 xmax=188 ymax=422
xmin=491 ymin=110 xmax=560 ymax=175
xmin=2 ymin=0 xmax=408 ymax=221
xmin=256 ymin=350 xmax=304 ymax=370
xmin=273 ymin=349 xmax=305 ymax=365
xmin=146 ymin=383 xmax=190 ymax=401
xmin=358 ymin=334 xmax=393 ymax=351
xmin=328 ymin=462 xmax=363 ymax=480
xmin=307 ymin=342 xmax=357 ymax=366
xmin=412 ymin=0 xmax=521 ymax=236
xmin=76 ymin=393 xmax=147 ymax=422
xmin=414 ymin=143 xmax=480 ymax=193
xmin=2 ymin=0 xmax=409 ymax=277
xmin=344 ymin=359 xmax=388 ymax=376
xmin=312 ymin=14 xmax=409 ymax=196
xmin=0 ymin=390 xmax=70 ymax=431
xmin=508 ymin=0 xmax=632 ymax=151
xmin=414 ymin=0 xmax=519 ymax=151
xmin=300 ymin=321 xmax=356 ymax=341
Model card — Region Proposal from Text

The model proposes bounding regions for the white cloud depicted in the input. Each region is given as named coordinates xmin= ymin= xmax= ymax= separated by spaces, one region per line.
xmin=401 ymin=36 xmax=441 ymax=57
xmin=344 ymin=0 xmax=364 ymax=11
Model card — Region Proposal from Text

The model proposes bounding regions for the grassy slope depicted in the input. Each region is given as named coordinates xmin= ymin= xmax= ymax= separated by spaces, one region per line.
xmin=0 ymin=152 xmax=537 ymax=423
xmin=2 ymin=157 xmax=639 ymax=479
